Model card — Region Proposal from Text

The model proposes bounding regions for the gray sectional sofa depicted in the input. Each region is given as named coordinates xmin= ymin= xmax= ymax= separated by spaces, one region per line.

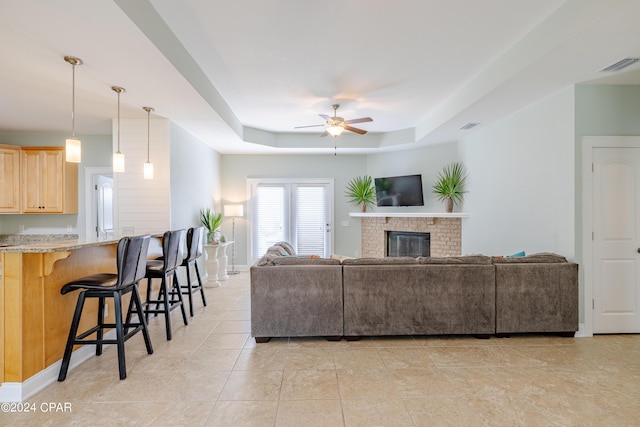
xmin=250 ymin=242 xmax=578 ymax=342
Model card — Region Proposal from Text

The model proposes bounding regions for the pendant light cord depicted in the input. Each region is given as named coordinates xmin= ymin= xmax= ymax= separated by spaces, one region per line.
xmin=147 ymin=109 xmax=150 ymax=162
xmin=71 ymin=63 xmax=76 ymax=138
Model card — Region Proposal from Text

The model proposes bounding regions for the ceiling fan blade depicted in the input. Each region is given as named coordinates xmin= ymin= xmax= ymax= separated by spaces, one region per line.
xmin=320 ymin=131 xmax=329 ymax=137
xmin=344 ymin=117 xmax=373 ymax=125
xmin=344 ymin=125 xmax=367 ymax=135
xmin=319 ymin=114 xmax=330 ymax=121
xmin=294 ymin=124 xmax=326 ymax=129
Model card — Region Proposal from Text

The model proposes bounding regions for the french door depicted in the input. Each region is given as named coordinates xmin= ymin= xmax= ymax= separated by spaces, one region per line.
xmin=248 ymin=179 xmax=333 ymax=262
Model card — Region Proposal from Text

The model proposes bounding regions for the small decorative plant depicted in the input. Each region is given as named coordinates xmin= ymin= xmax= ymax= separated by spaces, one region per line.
xmin=200 ymin=208 xmax=223 ymax=243
xmin=345 ymin=175 xmax=376 ymax=212
xmin=432 ymin=162 xmax=468 ymax=213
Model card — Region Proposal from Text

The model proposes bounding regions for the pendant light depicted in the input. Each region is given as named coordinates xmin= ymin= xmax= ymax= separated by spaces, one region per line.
xmin=143 ymin=106 xmax=154 ymax=179
xmin=64 ymin=56 xmax=82 ymax=163
xmin=112 ymin=86 xmax=125 ymax=173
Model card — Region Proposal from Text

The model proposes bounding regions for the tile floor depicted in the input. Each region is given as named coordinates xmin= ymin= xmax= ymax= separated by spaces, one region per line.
xmin=3 ymin=272 xmax=640 ymax=426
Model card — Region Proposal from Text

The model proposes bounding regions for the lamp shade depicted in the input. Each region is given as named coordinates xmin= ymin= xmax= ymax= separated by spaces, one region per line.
xmin=144 ymin=161 xmax=154 ymax=179
xmin=224 ymin=204 xmax=244 ymax=217
xmin=65 ymin=138 xmax=81 ymax=163
xmin=113 ymin=151 xmax=125 ymax=173
xmin=327 ymin=125 xmax=344 ymax=137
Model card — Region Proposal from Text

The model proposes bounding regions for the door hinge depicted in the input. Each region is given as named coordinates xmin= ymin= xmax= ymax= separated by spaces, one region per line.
xmin=95 ymin=184 xmax=98 ymax=190
xmin=592 ymin=163 xmax=594 ymax=172
xmin=592 ymin=299 xmax=595 ymax=310
xmin=592 ymin=231 xmax=594 ymax=241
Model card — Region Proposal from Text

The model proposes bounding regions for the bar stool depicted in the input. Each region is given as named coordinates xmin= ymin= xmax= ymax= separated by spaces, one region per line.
xmin=178 ymin=227 xmax=207 ymax=316
xmin=58 ymin=235 xmax=152 ymax=381
xmin=143 ymin=229 xmax=188 ymax=340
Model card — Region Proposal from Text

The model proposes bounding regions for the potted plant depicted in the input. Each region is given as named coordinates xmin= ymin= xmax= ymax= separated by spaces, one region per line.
xmin=345 ymin=175 xmax=376 ymax=212
xmin=200 ymin=207 xmax=223 ymax=244
xmin=432 ymin=162 xmax=468 ymax=213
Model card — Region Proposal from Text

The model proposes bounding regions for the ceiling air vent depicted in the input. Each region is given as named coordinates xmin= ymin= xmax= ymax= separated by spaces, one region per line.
xmin=460 ymin=122 xmax=480 ymax=130
xmin=601 ymin=58 xmax=640 ymax=72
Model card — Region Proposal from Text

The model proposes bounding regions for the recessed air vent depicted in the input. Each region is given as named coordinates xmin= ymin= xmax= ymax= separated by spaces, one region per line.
xmin=460 ymin=122 xmax=480 ymax=130
xmin=601 ymin=58 xmax=640 ymax=72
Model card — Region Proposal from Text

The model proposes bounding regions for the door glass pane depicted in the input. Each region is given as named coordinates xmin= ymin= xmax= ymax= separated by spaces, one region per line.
xmin=295 ymin=185 xmax=326 ymax=256
xmin=254 ymin=185 xmax=286 ymax=258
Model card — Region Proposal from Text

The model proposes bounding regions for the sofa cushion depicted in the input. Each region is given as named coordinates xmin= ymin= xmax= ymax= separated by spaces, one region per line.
xmin=273 ymin=241 xmax=296 ymax=256
xmin=342 ymin=257 xmax=417 ymax=265
xmin=272 ymin=257 xmax=341 ymax=266
xmin=491 ymin=252 xmax=567 ymax=264
xmin=257 ymin=251 xmax=283 ymax=266
xmin=416 ymin=255 xmax=492 ymax=264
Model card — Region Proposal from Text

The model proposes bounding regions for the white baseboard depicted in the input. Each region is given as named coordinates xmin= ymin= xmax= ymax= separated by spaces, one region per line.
xmin=574 ymin=323 xmax=591 ymax=338
xmin=0 ymin=329 xmax=117 ymax=402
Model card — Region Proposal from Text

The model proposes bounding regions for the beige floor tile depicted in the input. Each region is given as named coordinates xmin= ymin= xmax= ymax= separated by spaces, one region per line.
xmin=223 ymin=310 xmax=251 ymax=321
xmin=207 ymin=400 xmax=278 ymax=427
xmin=157 ymin=370 xmax=230 ymax=401
xmin=212 ymin=320 xmax=251 ymax=334
xmin=378 ymin=347 xmax=435 ymax=369
xmin=333 ymin=348 xmax=385 ymax=369
xmin=275 ymin=399 xmax=344 ymax=427
xmin=137 ymin=401 xmax=215 ymax=427
xmin=218 ymin=370 xmax=283 ymax=400
xmin=425 ymin=345 xmax=508 ymax=367
xmin=284 ymin=348 xmax=335 ymax=370
xmin=180 ymin=348 xmax=241 ymax=372
xmin=233 ymin=347 xmax=287 ymax=370
xmin=403 ymin=397 xmax=484 ymax=427
xmin=342 ymin=398 xmax=413 ymax=427
xmin=199 ymin=333 xmax=250 ymax=350
xmin=391 ymin=368 xmax=462 ymax=397
xmin=280 ymin=369 xmax=340 ymax=400
xmin=336 ymin=369 xmax=399 ymax=399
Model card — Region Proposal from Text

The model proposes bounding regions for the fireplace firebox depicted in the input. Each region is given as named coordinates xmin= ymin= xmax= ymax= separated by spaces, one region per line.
xmin=386 ymin=231 xmax=430 ymax=257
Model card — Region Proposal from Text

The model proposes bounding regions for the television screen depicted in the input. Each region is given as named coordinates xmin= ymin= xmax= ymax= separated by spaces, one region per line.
xmin=374 ymin=174 xmax=424 ymax=207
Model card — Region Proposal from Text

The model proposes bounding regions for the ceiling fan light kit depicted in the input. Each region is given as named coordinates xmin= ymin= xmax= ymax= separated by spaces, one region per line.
xmin=295 ymin=103 xmax=372 ymax=138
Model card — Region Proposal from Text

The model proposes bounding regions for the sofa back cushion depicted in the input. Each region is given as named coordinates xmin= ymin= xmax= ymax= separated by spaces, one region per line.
xmin=417 ymin=255 xmax=491 ymax=265
xmin=342 ymin=257 xmax=417 ymax=265
xmin=491 ymin=252 xmax=567 ymax=264
xmin=272 ymin=257 xmax=341 ymax=266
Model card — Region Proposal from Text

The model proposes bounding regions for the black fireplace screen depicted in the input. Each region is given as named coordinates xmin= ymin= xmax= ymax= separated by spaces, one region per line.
xmin=386 ymin=231 xmax=430 ymax=257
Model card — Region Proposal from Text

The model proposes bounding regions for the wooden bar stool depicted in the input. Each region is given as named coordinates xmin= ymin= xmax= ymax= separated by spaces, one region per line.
xmin=178 ymin=227 xmax=207 ymax=316
xmin=58 ymin=235 xmax=152 ymax=381
xmin=143 ymin=229 xmax=188 ymax=340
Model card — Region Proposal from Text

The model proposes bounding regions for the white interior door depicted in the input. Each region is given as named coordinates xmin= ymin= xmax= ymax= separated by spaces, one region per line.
xmin=593 ymin=147 xmax=640 ymax=333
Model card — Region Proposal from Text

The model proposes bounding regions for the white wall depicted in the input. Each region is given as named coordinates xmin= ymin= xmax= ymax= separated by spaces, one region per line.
xmin=170 ymin=123 xmax=222 ymax=229
xmin=221 ymin=154 xmax=368 ymax=265
xmin=366 ymin=142 xmax=460 ymax=213
xmin=459 ymin=86 xmax=576 ymax=258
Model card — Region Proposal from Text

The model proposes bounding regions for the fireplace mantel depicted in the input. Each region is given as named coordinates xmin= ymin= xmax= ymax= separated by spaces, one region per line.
xmin=350 ymin=212 xmax=469 ymax=218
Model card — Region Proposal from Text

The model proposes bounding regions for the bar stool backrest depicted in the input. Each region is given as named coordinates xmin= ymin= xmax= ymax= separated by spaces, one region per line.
xmin=162 ymin=229 xmax=186 ymax=272
xmin=185 ymin=227 xmax=205 ymax=262
xmin=117 ymin=235 xmax=151 ymax=289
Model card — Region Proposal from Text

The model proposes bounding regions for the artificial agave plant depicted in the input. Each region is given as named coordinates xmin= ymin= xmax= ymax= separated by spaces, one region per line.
xmin=345 ymin=175 xmax=376 ymax=212
xmin=432 ymin=162 xmax=468 ymax=213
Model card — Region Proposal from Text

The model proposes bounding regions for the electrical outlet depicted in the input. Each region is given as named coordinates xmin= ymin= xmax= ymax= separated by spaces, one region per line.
xmin=122 ymin=226 xmax=135 ymax=235
xmin=18 ymin=225 xmax=24 ymax=232
xmin=66 ymin=225 xmax=72 ymax=232
xmin=341 ymin=220 xmax=349 ymax=227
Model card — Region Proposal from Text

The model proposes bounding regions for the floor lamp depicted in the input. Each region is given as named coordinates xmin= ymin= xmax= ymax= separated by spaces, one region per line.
xmin=224 ymin=204 xmax=243 ymax=275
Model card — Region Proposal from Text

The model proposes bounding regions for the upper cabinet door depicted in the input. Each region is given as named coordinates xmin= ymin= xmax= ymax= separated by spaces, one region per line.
xmin=0 ymin=145 xmax=21 ymax=213
xmin=21 ymin=147 xmax=65 ymax=213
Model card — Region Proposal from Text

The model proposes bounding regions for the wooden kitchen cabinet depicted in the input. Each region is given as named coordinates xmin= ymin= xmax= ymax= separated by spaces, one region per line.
xmin=21 ymin=146 xmax=78 ymax=213
xmin=0 ymin=144 xmax=21 ymax=212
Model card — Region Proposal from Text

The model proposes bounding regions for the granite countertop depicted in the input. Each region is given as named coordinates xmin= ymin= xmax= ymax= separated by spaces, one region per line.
xmin=0 ymin=236 xmax=120 ymax=253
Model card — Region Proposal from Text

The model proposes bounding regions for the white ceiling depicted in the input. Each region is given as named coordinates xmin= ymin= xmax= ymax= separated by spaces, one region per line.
xmin=1 ymin=0 xmax=640 ymax=155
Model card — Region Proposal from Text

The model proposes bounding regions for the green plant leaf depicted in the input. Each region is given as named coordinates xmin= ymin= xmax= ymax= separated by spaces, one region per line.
xmin=432 ymin=162 xmax=468 ymax=206
xmin=345 ymin=175 xmax=376 ymax=209
xmin=200 ymin=208 xmax=223 ymax=233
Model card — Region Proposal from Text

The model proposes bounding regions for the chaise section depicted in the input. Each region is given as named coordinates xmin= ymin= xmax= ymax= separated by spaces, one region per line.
xmin=493 ymin=253 xmax=579 ymax=335
xmin=250 ymin=257 xmax=343 ymax=341
xmin=342 ymin=256 xmax=495 ymax=337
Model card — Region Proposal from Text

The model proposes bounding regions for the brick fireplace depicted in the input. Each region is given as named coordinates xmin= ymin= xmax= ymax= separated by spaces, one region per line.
xmin=352 ymin=213 xmax=467 ymax=258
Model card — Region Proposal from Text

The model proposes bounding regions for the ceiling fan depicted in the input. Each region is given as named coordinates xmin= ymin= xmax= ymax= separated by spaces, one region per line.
xmin=295 ymin=104 xmax=373 ymax=137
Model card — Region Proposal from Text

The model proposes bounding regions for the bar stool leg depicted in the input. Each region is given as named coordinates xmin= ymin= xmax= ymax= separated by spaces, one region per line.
xmin=194 ymin=262 xmax=207 ymax=308
xmin=184 ymin=264 xmax=195 ymax=317
xmin=172 ymin=272 xmax=189 ymax=325
xmin=160 ymin=274 xmax=173 ymax=340
xmin=132 ymin=285 xmax=154 ymax=354
xmin=113 ymin=292 xmax=127 ymax=380
xmin=58 ymin=292 xmax=87 ymax=382
xmin=96 ymin=296 xmax=105 ymax=356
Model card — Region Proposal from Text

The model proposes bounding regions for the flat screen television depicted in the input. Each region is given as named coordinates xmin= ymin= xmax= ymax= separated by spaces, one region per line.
xmin=374 ymin=174 xmax=424 ymax=207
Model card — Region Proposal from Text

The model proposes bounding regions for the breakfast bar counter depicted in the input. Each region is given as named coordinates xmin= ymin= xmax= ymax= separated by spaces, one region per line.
xmin=0 ymin=236 xmax=159 ymax=401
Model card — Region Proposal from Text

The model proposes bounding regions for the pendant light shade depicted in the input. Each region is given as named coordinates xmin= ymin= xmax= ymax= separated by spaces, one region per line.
xmin=64 ymin=56 xmax=82 ymax=163
xmin=112 ymin=86 xmax=125 ymax=173
xmin=143 ymin=106 xmax=154 ymax=180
